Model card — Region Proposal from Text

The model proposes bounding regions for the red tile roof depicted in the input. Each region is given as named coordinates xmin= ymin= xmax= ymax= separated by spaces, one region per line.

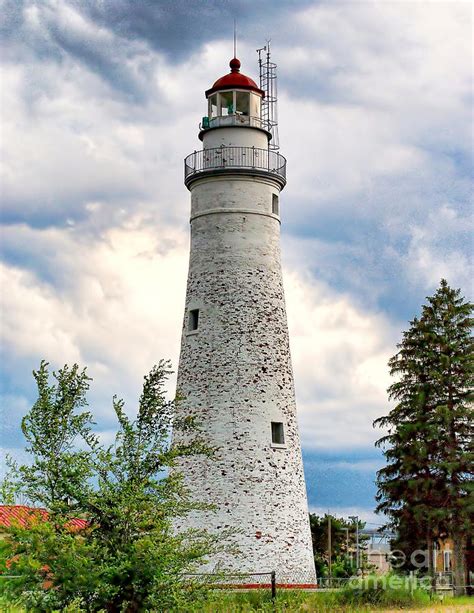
xmin=0 ymin=505 xmax=88 ymax=531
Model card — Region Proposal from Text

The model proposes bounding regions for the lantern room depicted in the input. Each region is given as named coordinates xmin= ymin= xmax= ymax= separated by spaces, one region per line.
xmin=200 ymin=58 xmax=267 ymax=135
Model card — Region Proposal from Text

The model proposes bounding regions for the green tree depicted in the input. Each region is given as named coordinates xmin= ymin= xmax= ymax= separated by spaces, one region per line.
xmin=374 ymin=317 xmax=444 ymax=582
xmin=1 ymin=360 xmax=220 ymax=612
xmin=374 ymin=280 xmax=473 ymax=595
xmin=9 ymin=362 xmax=95 ymax=515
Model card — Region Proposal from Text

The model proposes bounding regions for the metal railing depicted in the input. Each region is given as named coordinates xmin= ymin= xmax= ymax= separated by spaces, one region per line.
xmin=184 ymin=570 xmax=318 ymax=596
xmin=184 ymin=146 xmax=287 ymax=184
xmin=185 ymin=571 xmax=276 ymax=597
xmin=200 ymin=115 xmax=269 ymax=131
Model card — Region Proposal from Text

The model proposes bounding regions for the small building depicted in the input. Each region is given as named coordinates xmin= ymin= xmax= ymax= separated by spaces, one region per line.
xmin=362 ymin=529 xmax=394 ymax=574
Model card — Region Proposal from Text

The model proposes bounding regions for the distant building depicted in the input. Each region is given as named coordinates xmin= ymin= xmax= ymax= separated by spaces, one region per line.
xmin=0 ymin=505 xmax=88 ymax=534
xmin=361 ymin=528 xmax=394 ymax=574
xmin=434 ymin=537 xmax=474 ymax=593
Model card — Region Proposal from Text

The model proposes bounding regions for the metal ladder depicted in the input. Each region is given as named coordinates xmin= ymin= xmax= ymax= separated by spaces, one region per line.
xmin=258 ymin=43 xmax=280 ymax=151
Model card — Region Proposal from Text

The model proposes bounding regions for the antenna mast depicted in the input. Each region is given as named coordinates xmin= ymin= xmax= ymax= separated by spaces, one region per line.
xmin=257 ymin=41 xmax=279 ymax=151
xmin=233 ymin=19 xmax=236 ymax=57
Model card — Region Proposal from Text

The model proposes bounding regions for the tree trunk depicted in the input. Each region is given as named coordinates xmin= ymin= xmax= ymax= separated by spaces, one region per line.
xmin=452 ymin=531 xmax=467 ymax=596
xmin=427 ymin=534 xmax=436 ymax=593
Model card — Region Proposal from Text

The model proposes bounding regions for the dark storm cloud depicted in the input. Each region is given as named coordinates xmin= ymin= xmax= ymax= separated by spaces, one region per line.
xmin=71 ymin=0 xmax=314 ymax=59
xmin=1 ymin=0 xmax=152 ymax=102
xmin=1 ymin=0 xmax=317 ymax=106
xmin=46 ymin=20 xmax=148 ymax=102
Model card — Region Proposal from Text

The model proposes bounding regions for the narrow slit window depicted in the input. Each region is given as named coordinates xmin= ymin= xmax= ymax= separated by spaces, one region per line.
xmin=271 ymin=421 xmax=285 ymax=445
xmin=189 ymin=309 xmax=199 ymax=332
xmin=272 ymin=194 xmax=279 ymax=215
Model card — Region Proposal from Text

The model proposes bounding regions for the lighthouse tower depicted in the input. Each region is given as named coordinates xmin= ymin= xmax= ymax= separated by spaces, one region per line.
xmin=174 ymin=54 xmax=316 ymax=585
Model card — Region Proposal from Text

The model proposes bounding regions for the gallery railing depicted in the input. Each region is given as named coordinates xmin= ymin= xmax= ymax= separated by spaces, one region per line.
xmin=184 ymin=146 xmax=287 ymax=185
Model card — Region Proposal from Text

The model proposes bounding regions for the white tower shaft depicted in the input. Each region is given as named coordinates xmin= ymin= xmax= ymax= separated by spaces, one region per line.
xmin=174 ymin=58 xmax=316 ymax=585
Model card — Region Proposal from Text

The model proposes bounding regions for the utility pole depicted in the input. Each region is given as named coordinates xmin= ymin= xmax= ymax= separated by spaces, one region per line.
xmin=342 ymin=527 xmax=350 ymax=564
xmin=328 ymin=514 xmax=332 ymax=582
xmin=349 ymin=515 xmax=360 ymax=572
xmin=356 ymin=520 xmax=359 ymax=571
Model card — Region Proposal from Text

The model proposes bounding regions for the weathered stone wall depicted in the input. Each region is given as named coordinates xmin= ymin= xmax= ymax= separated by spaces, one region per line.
xmin=174 ymin=167 xmax=316 ymax=584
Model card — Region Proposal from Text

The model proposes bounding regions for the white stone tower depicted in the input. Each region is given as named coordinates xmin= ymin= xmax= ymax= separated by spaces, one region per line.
xmin=174 ymin=55 xmax=316 ymax=586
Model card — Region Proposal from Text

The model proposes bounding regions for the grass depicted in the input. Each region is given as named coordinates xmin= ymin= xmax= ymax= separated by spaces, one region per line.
xmin=437 ymin=595 xmax=474 ymax=607
xmin=191 ymin=585 xmax=472 ymax=613
xmin=0 ymin=598 xmax=25 ymax=613
xmin=1 ymin=581 xmax=472 ymax=612
xmin=336 ymin=575 xmax=432 ymax=608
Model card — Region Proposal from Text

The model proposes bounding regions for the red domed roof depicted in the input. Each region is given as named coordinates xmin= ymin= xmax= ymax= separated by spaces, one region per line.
xmin=205 ymin=58 xmax=264 ymax=98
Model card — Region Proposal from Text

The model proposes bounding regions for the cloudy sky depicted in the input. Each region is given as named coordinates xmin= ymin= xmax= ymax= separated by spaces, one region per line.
xmin=1 ymin=0 xmax=472 ymax=525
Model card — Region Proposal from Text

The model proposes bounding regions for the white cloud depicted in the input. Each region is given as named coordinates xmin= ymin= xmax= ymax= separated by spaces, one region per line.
xmin=1 ymin=218 xmax=189 ymax=417
xmin=285 ymin=270 xmax=397 ymax=449
xmin=403 ymin=204 xmax=473 ymax=291
xmin=1 ymin=216 xmax=397 ymax=454
xmin=289 ymin=1 xmax=471 ymax=113
xmin=0 ymin=12 xmax=235 ymax=227
xmin=321 ymin=459 xmax=383 ymax=473
xmin=277 ymin=1 xmax=472 ymax=297
xmin=280 ymin=96 xmax=430 ymax=207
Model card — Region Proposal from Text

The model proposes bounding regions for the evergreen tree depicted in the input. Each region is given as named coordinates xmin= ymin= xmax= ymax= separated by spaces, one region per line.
xmin=374 ymin=280 xmax=473 ymax=595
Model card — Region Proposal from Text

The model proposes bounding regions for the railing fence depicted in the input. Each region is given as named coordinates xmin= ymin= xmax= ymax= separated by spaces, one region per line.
xmin=184 ymin=146 xmax=287 ymax=184
xmin=184 ymin=571 xmax=277 ymax=599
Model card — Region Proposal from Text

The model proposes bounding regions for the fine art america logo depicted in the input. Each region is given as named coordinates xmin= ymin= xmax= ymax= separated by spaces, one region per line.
xmin=356 ymin=546 xmax=453 ymax=590
xmin=388 ymin=548 xmax=449 ymax=571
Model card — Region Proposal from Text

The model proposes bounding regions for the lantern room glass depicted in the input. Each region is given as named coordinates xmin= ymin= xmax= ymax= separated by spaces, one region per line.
xmin=220 ymin=91 xmax=234 ymax=116
xmin=209 ymin=91 xmax=260 ymax=118
xmin=236 ymin=92 xmax=250 ymax=116
xmin=209 ymin=94 xmax=218 ymax=118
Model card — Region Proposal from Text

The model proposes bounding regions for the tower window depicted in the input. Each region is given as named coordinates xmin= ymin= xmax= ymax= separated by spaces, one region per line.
xmin=271 ymin=421 xmax=285 ymax=445
xmin=188 ymin=309 xmax=199 ymax=332
xmin=272 ymin=194 xmax=279 ymax=215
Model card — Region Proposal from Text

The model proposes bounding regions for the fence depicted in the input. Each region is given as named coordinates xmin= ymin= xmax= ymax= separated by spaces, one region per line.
xmin=317 ymin=577 xmax=353 ymax=590
xmin=184 ymin=571 xmax=277 ymax=599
